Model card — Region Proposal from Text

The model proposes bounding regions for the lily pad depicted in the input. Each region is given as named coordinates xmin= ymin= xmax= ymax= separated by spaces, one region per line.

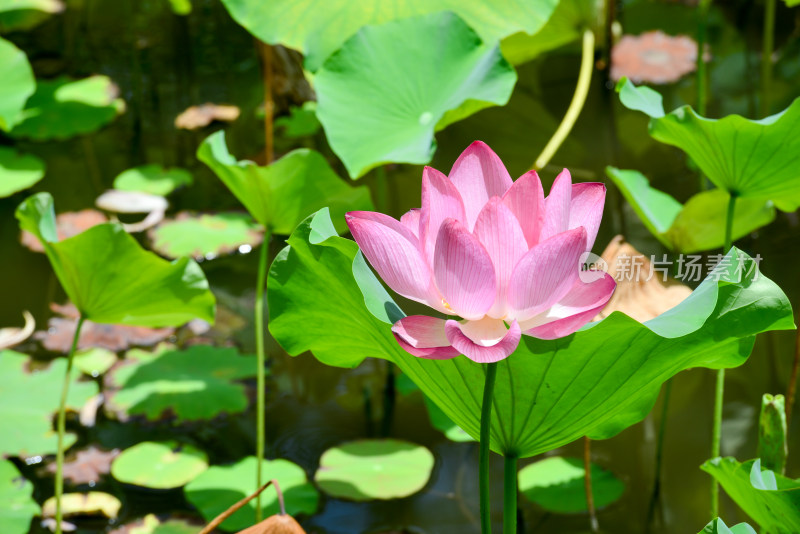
xmin=10 ymin=75 xmax=125 ymax=140
xmin=274 ymin=102 xmax=320 ymax=138
xmin=314 ymin=12 xmax=517 ymax=178
xmin=702 ymin=458 xmax=800 ymax=533
xmin=46 ymin=446 xmax=119 ymax=485
xmin=518 ymin=456 xmax=624 ymax=513
xmin=0 ymin=459 xmax=39 ymax=534
xmin=111 ymin=514 xmax=198 ymax=534
xmin=72 ymin=347 xmax=117 ymax=377
xmin=606 ymin=167 xmax=775 ymax=252
xmin=42 ymin=491 xmax=121 ymax=519
xmin=315 ymin=439 xmax=434 ymax=501
xmin=106 ymin=344 xmax=256 ymax=421
xmin=16 ymin=192 xmax=215 ymax=327
xmin=0 ymin=36 xmax=35 ymax=131
xmin=221 ymin=0 xmax=557 ymax=70
xmin=111 ymin=441 xmax=208 ymax=489
xmin=185 ymin=456 xmax=319 ymax=531
xmin=0 ymin=147 xmax=44 ymax=198
xmin=197 ymin=130 xmax=373 ymax=233
xmin=700 ymin=518 xmax=757 ymax=534
xmin=617 ymin=78 xmax=800 ymax=211
xmin=0 ymin=350 xmax=98 ymax=457
xmin=147 ymin=212 xmax=263 ymax=260
xmin=267 ymin=209 xmax=793 ymax=458
xmin=113 ymin=165 xmax=193 ymax=196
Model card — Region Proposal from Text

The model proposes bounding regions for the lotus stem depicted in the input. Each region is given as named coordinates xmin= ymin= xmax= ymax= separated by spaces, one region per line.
xmin=647 ymin=378 xmax=673 ymax=527
xmin=254 ymin=231 xmax=271 ymax=521
xmin=761 ymin=0 xmax=776 ymax=118
xmin=533 ymin=30 xmax=595 ymax=171
xmin=584 ymin=436 xmax=599 ymax=533
xmin=724 ymin=194 xmax=736 ymax=252
xmin=480 ymin=362 xmax=499 ymax=534
xmin=55 ymin=315 xmax=85 ymax=534
xmin=503 ymin=454 xmax=518 ymax=534
xmin=786 ymin=321 xmax=800 ymax=428
xmin=696 ymin=0 xmax=713 ymax=116
xmin=259 ymin=41 xmax=274 ymax=165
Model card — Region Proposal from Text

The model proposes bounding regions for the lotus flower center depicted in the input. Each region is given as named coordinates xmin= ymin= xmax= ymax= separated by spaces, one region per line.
xmin=441 ymin=299 xmax=454 ymax=313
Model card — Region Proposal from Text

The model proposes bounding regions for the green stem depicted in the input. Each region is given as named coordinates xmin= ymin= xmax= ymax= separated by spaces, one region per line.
xmin=480 ymin=362 xmax=499 ymax=534
xmin=533 ymin=30 xmax=595 ymax=170
xmin=584 ymin=436 xmax=599 ymax=533
xmin=696 ymin=0 xmax=713 ymax=116
xmin=55 ymin=315 xmax=85 ymax=534
xmin=254 ymin=231 xmax=271 ymax=521
xmin=724 ymin=194 xmax=736 ymax=252
xmin=503 ymin=454 xmax=518 ymax=534
xmin=647 ymin=378 xmax=673 ymax=527
xmin=761 ymin=0 xmax=776 ymax=118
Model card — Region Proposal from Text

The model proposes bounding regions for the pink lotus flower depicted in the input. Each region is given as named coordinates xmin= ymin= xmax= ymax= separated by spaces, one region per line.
xmin=346 ymin=142 xmax=616 ymax=363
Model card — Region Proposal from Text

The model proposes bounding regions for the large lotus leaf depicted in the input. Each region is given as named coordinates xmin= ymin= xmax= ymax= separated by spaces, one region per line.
xmin=700 ymin=518 xmax=757 ymax=534
xmin=0 ymin=36 xmax=34 ymax=131
xmin=185 ymin=456 xmax=319 ymax=531
xmin=0 ymin=350 xmax=98 ymax=457
xmin=268 ymin=209 xmax=794 ymax=457
xmin=111 ymin=441 xmax=208 ymax=489
xmin=0 ymin=147 xmax=44 ymax=198
xmin=107 ymin=345 xmax=256 ymax=421
xmin=16 ymin=192 xmax=215 ymax=327
xmin=0 ymin=459 xmax=39 ymax=534
xmin=221 ymin=0 xmax=557 ymax=71
xmin=113 ymin=164 xmax=193 ymax=196
xmin=197 ymin=131 xmax=373 ymax=234
xmin=314 ymin=12 xmax=517 ymax=178
xmin=617 ymin=78 xmax=800 ymax=211
xmin=10 ymin=75 xmax=125 ymax=140
xmin=702 ymin=458 xmax=800 ymax=534
xmin=606 ymin=167 xmax=776 ymax=252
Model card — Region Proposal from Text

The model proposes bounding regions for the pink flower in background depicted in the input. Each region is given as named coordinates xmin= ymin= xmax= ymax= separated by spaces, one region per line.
xmin=346 ymin=142 xmax=615 ymax=363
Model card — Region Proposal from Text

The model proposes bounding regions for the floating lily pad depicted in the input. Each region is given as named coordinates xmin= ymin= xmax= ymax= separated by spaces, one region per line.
xmin=72 ymin=347 xmax=117 ymax=377
xmin=185 ymin=456 xmax=319 ymax=531
xmin=0 ymin=147 xmax=44 ymax=198
xmin=147 ymin=212 xmax=263 ymax=260
xmin=107 ymin=344 xmax=256 ymax=421
xmin=518 ymin=456 xmax=624 ymax=513
xmin=700 ymin=518 xmax=757 ymax=534
xmin=43 ymin=491 xmax=121 ymax=519
xmin=0 ymin=350 xmax=98 ymax=457
xmin=113 ymin=165 xmax=193 ymax=196
xmin=274 ymin=102 xmax=320 ymax=138
xmin=110 ymin=514 xmax=198 ymax=534
xmin=0 ymin=459 xmax=39 ymax=534
xmin=111 ymin=441 xmax=208 ymax=489
xmin=221 ymin=0 xmax=557 ymax=70
xmin=315 ymin=439 xmax=434 ymax=501
xmin=0 ymin=36 xmax=35 ymax=131
xmin=46 ymin=446 xmax=119 ymax=485
xmin=314 ymin=12 xmax=517 ymax=178
xmin=10 ymin=75 xmax=125 ymax=140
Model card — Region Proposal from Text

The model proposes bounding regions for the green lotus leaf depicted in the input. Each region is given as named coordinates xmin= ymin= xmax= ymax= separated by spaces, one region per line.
xmin=274 ymin=102 xmax=320 ymax=138
xmin=0 ymin=36 xmax=34 ymax=131
xmin=518 ymin=456 xmax=623 ymax=513
xmin=197 ymin=131 xmax=373 ymax=233
xmin=148 ymin=212 xmax=263 ymax=260
xmin=107 ymin=344 xmax=256 ymax=421
xmin=72 ymin=347 xmax=117 ymax=377
xmin=702 ymin=458 xmax=800 ymax=534
xmin=617 ymin=78 xmax=800 ymax=211
xmin=0 ymin=0 xmax=63 ymax=32
xmin=699 ymin=518 xmax=757 ymax=534
xmin=315 ymin=439 xmax=434 ymax=501
xmin=0 ymin=147 xmax=44 ymax=198
xmin=185 ymin=456 xmax=319 ymax=531
xmin=113 ymin=164 xmax=193 ymax=196
xmin=16 ymin=192 xmax=215 ymax=327
xmin=314 ymin=12 xmax=517 ymax=178
xmin=221 ymin=0 xmax=557 ymax=70
xmin=111 ymin=441 xmax=208 ymax=489
xmin=10 ymin=75 xmax=125 ymax=140
xmin=606 ymin=167 xmax=775 ymax=253
xmin=396 ymin=372 xmax=474 ymax=442
xmin=0 ymin=459 xmax=39 ymax=534
xmin=0 ymin=350 xmax=98 ymax=457
xmin=268 ymin=209 xmax=794 ymax=458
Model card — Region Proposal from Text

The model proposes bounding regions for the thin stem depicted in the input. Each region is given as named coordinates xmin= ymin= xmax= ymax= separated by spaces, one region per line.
xmin=480 ymin=362 xmax=499 ymax=534
xmin=647 ymin=378 xmax=673 ymax=528
xmin=503 ymin=454 xmax=518 ymax=534
xmin=259 ymin=41 xmax=274 ymax=164
xmin=696 ymin=0 xmax=713 ymax=116
xmin=584 ymin=436 xmax=599 ymax=533
xmin=55 ymin=315 xmax=85 ymax=534
xmin=533 ymin=30 xmax=595 ymax=170
xmin=724 ymin=194 xmax=737 ymax=252
xmin=374 ymin=165 xmax=389 ymax=213
xmin=254 ymin=232 xmax=271 ymax=521
xmin=786 ymin=323 xmax=800 ymax=428
xmin=761 ymin=0 xmax=776 ymax=118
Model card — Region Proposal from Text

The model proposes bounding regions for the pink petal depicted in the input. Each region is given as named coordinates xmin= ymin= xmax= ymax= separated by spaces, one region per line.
xmin=392 ymin=315 xmax=460 ymax=359
xmin=507 ymin=227 xmax=588 ymax=322
xmin=434 ymin=218 xmax=497 ymax=320
xmin=346 ymin=211 xmax=440 ymax=308
xmin=445 ymin=317 xmax=521 ymax=363
xmin=420 ymin=166 xmax=467 ymax=267
xmin=472 ymin=197 xmax=529 ymax=319
xmin=520 ymin=272 xmax=616 ymax=339
xmin=568 ymin=183 xmax=606 ymax=251
xmin=400 ymin=208 xmax=421 ymax=238
xmin=448 ymin=141 xmax=513 ymax=230
xmin=503 ymin=170 xmax=545 ymax=247
xmin=540 ymin=169 xmax=572 ymax=242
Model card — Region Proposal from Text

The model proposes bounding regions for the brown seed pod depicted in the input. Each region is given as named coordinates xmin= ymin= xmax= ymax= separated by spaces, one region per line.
xmin=236 ymin=514 xmax=306 ymax=534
